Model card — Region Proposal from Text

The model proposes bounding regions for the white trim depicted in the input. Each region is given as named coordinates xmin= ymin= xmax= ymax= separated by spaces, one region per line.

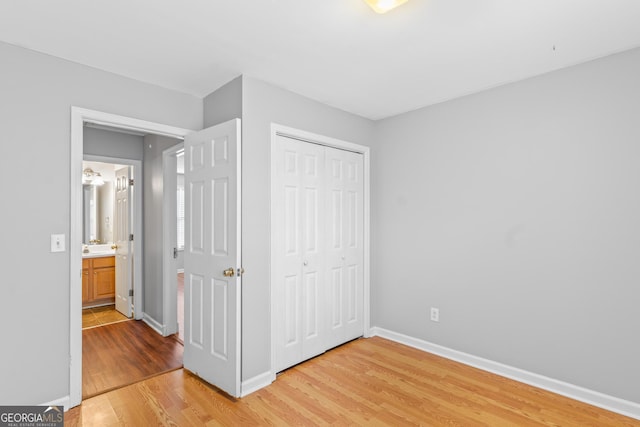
xmin=369 ymin=327 xmax=640 ymax=421
xmin=41 ymin=396 xmax=70 ymax=412
xmin=162 ymin=142 xmax=184 ymax=338
xmin=269 ymin=123 xmax=371 ymax=377
xmin=142 ymin=313 xmax=166 ymax=336
xmin=84 ymin=154 xmax=143 ymax=321
xmin=177 ymin=268 xmax=185 ymax=274
xmin=240 ymin=371 xmax=275 ymax=397
xmin=70 ymin=107 xmax=194 ymax=409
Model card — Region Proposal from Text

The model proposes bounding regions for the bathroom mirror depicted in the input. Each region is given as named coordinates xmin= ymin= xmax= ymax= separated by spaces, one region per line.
xmin=82 ymin=181 xmax=115 ymax=244
xmin=82 ymin=161 xmax=120 ymax=245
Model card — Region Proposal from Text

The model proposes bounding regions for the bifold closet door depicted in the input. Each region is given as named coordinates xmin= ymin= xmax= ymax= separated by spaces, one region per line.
xmin=274 ymin=135 xmax=364 ymax=373
xmin=274 ymin=136 xmax=327 ymax=373
xmin=324 ymin=147 xmax=364 ymax=349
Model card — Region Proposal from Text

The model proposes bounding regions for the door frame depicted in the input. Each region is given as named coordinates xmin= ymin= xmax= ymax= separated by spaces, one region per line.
xmin=83 ymin=154 xmax=142 ymax=318
xmin=269 ymin=123 xmax=371 ymax=381
xmin=162 ymin=142 xmax=184 ymax=337
xmin=70 ymin=107 xmax=193 ymax=408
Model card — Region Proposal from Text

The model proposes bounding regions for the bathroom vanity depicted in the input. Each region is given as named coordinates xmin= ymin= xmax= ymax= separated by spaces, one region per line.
xmin=82 ymin=255 xmax=115 ymax=307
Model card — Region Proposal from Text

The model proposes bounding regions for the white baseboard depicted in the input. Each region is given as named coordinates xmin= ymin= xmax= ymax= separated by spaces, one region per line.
xmin=142 ymin=313 xmax=166 ymax=336
xmin=369 ymin=327 xmax=640 ymax=421
xmin=41 ymin=395 xmax=70 ymax=411
xmin=241 ymin=371 xmax=275 ymax=397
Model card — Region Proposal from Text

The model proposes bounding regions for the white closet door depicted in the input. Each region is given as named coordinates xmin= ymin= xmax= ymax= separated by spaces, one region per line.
xmin=274 ymin=135 xmax=365 ymax=373
xmin=325 ymin=147 xmax=364 ymax=349
xmin=274 ymin=135 xmax=327 ymax=372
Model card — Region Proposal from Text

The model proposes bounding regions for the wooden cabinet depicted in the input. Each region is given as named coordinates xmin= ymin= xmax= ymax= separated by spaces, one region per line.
xmin=82 ymin=256 xmax=115 ymax=308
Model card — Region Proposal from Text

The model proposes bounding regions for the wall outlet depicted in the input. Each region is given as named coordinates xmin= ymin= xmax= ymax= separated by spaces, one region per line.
xmin=430 ymin=307 xmax=440 ymax=322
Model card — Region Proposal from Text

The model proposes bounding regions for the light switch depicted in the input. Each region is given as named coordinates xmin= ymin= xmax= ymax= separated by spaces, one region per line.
xmin=51 ymin=234 xmax=66 ymax=252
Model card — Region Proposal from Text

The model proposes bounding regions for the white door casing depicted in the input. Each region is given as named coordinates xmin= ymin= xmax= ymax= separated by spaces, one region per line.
xmin=162 ymin=144 xmax=183 ymax=337
xmin=273 ymin=133 xmax=365 ymax=373
xmin=183 ymin=119 xmax=242 ymax=397
xmin=114 ymin=166 xmax=132 ymax=317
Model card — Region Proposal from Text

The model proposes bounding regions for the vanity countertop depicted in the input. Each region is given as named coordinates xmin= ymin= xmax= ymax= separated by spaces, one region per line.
xmin=82 ymin=243 xmax=116 ymax=258
xmin=82 ymin=251 xmax=115 ymax=259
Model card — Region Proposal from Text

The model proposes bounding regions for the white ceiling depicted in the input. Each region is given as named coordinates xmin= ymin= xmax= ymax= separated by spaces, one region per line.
xmin=2 ymin=0 xmax=640 ymax=120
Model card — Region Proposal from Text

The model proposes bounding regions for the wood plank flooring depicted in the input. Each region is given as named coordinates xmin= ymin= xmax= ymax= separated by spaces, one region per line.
xmin=68 ymin=336 xmax=639 ymax=426
xmin=82 ymin=320 xmax=183 ymax=399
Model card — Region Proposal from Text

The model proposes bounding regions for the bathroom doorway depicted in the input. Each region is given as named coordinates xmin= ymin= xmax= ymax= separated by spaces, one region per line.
xmin=81 ymin=159 xmax=133 ymax=326
xmin=81 ymin=155 xmax=141 ymax=321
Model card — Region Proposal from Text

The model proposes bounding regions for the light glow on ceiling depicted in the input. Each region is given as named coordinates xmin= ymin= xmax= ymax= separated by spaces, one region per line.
xmin=364 ymin=0 xmax=409 ymax=14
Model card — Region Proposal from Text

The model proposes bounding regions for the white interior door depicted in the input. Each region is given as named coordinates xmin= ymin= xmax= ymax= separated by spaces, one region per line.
xmin=183 ymin=119 xmax=242 ymax=397
xmin=114 ymin=166 xmax=132 ymax=317
xmin=274 ymin=136 xmax=364 ymax=373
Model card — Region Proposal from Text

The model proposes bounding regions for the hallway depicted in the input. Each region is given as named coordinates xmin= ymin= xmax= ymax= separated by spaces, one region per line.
xmin=82 ymin=320 xmax=183 ymax=399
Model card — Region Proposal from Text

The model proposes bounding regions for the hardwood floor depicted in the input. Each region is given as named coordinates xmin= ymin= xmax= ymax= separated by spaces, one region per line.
xmin=82 ymin=320 xmax=183 ymax=399
xmin=68 ymin=336 xmax=639 ymax=426
xmin=82 ymin=305 xmax=129 ymax=329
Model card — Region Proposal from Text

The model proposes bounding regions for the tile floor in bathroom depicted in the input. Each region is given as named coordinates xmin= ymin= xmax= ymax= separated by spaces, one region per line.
xmin=82 ymin=305 xmax=130 ymax=329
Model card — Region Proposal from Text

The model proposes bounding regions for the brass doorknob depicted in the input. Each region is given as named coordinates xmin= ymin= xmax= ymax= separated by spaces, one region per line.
xmin=111 ymin=244 xmax=118 ymax=250
xmin=223 ymin=267 xmax=235 ymax=277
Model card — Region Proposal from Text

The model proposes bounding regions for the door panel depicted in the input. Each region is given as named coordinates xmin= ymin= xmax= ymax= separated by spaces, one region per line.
xmin=274 ymin=136 xmax=326 ymax=372
xmin=114 ymin=166 xmax=132 ymax=317
xmin=183 ymin=119 xmax=241 ymax=398
xmin=325 ymin=147 xmax=364 ymax=348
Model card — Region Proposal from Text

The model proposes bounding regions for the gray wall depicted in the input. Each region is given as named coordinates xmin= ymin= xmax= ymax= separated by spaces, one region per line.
xmin=143 ymin=134 xmax=182 ymax=323
xmin=203 ymin=76 xmax=243 ymax=128
xmin=372 ymin=47 xmax=640 ymax=403
xmin=0 ymin=41 xmax=202 ymax=406
xmin=237 ymin=76 xmax=375 ymax=380
xmin=83 ymin=127 xmax=144 ymax=160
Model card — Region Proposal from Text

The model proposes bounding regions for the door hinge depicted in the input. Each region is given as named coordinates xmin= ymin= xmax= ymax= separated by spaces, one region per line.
xmin=129 ymin=234 xmax=134 ymax=241
xmin=129 ymin=178 xmax=135 ymax=186
xmin=173 ymin=247 xmax=178 ymax=259
xmin=129 ymin=289 xmax=134 ymax=297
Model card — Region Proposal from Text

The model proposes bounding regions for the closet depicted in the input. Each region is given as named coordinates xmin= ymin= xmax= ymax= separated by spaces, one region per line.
xmin=273 ymin=134 xmax=365 ymax=373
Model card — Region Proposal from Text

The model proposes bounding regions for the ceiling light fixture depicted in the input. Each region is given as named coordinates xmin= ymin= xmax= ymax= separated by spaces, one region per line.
xmin=364 ymin=0 xmax=408 ymax=14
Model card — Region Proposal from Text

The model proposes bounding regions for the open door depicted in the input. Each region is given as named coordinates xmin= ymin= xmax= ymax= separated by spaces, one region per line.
xmin=183 ymin=119 xmax=242 ymax=397
xmin=114 ymin=166 xmax=133 ymax=317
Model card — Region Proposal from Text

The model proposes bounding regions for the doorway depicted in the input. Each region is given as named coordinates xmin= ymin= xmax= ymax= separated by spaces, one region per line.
xmin=81 ymin=159 xmax=136 ymax=320
xmin=69 ymin=107 xmax=193 ymax=408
